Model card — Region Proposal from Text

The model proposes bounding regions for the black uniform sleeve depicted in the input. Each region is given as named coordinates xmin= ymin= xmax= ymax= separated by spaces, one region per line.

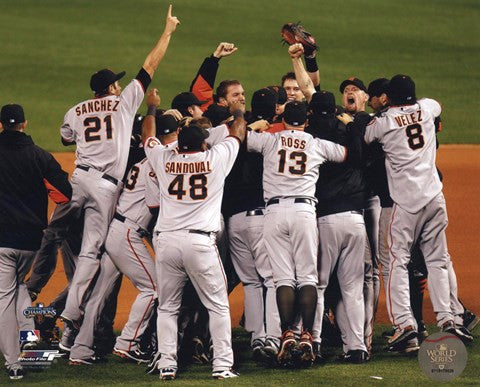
xmin=40 ymin=149 xmax=72 ymax=204
xmin=137 ymin=68 xmax=152 ymax=92
xmin=190 ymin=55 xmax=220 ymax=111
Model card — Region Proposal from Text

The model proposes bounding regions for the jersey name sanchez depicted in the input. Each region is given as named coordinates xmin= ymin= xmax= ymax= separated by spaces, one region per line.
xmin=145 ymin=135 xmax=240 ymax=233
xmin=364 ymin=98 xmax=442 ymax=213
xmin=61 ymin=78 xmax=145 ymax=180
xmin=115 ymin=158 xmax=159 ymax=230
xmin=247 ymin=129 xmax=346 ymax=202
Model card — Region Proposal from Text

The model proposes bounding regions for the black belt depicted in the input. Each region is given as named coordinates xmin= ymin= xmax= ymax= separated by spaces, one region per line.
xmin=77 ymin=165 xmax=118 ymax=186
xmin=114 ymin=212 xmax=126 ymax=223
xmin=246 ymin=209 xmax=264 ymax=216
xmin=188 ymin=229 xmax=212 ymax=237
xmin=266 ymin=198 xmax=314 ymax=206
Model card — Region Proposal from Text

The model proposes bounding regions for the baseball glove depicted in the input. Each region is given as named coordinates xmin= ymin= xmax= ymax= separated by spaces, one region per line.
xmin=281 ymin=22 xmax=318 ymax=57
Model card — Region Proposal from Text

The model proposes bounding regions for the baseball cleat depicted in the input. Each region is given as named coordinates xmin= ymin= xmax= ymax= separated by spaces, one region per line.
xmin=342 ymin=349 xmax=370 ymax=364
xmin=145 ymin=352 xmax=161 ymax=375
xmin=441 ymin=321 xmax=474 ymax=344
xmin=192 ymin=337 xmax=210 ymax=364
xmin=381 ymin=328 xmax=395 ymax=341
xmin=297 ymin=331 xmax=315 ymax=366
xmin=312 ymin=341 xmax=324 ymax=363
xmin=418 ymin=321 xmax=429 ymax=342
xmin=68 ymin=356 xmax=105 ymax=366
xmin=251 ymin=339 xmax=265 ymax=362
xmin=386 ymin=325 xmax=418 ymax=352
xmin=258 ymin=338 xmax=280 ymax=364
xmin=113 ymin=347 xmax=150 ymax=363
xmin=159 ymin=368 xmax=177 ymax=380
xmin=463 ymin=310 xmax=480 ymax=332
xmin=212 ymin=368 xmax=240 ymax=379
xmin=277 ymin=330 xmax=297 ymax=366
xmin=8 ymin=366 xmax=24 ymax=380
xmin=60 ymin=315 xmax=81 ymax=331
xmin=403 ymin=337 xmax=420 ymax=354
xmin=59 ymin=342 xmax=72 ymax=353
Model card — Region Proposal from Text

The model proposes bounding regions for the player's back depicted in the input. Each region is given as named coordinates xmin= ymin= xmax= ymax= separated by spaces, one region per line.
xmin=249 ymin=129 xmax=346 ymax=202
xmin=367 ymin=98 xmax=442 ymax=212
xmin=154 ymin=137 xmax=239 ymax=232
xmin=61 ymin=78 xmax=145 ymax=180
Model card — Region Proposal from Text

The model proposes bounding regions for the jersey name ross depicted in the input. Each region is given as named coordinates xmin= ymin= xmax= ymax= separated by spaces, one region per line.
xmin=75 ymin=100 xmax=119 ymax=116
xmin=280 ymin=136 xmax=306 ymax=149
xmin=165 ymin=161 xmax=212 ymax=174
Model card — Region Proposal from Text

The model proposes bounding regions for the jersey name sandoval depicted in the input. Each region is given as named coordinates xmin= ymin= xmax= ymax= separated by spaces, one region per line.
xmin=165 ymin=161 xmax=212 ymax=174
xmin=364 ymin=98 xmax=442 ymax=213
xmin=247 ymin=129 xmax=346 ymax=202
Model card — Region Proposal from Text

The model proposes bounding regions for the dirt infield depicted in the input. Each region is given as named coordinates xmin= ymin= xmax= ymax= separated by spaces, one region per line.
xmin=38 ymin=145 xmax=479 ymax=328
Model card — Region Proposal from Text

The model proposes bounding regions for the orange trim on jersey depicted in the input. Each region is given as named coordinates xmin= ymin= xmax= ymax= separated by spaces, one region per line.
xmin=147 ymin=205 xmax=160 ymax=209
xmin=191 ymin=75 xmax=214 ymax=112
xmin=343 ymin=147 xmax=348 ymax=162
xmin=134 ymin=78 xmax=145 ymax=93
xmin=43 ymin=178 xmax=70 ymax=204
xmin=126 ymin=228 xmax=156 ymax=291
xmin=266 ymin=122 xmax=284 ymax=133
xmin=387 ymin=204 xmax=398 ymax=327
xmin=128 ymin=295 xmax=154 ymax=351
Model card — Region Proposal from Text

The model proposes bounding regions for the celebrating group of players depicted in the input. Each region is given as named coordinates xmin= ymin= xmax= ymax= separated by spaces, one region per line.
xmin=1 ymin=4 xmax=478 ymax=382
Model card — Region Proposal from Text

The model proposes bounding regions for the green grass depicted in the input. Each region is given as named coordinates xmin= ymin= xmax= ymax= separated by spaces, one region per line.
xmin=1 ymin=326 xmax=478 ymax=385
xmin=0 ymin=0 xmax=479 ymax=150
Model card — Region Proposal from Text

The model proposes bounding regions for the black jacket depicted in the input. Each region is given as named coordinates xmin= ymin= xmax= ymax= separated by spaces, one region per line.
xmin=307 ymin=115 xmax=367 ymax=217
xmin=0 ymin=130 xmax=72 ymax=250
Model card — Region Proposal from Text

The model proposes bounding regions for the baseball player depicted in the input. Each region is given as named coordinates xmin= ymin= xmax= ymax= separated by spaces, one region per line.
xmin=247 ymin=100 xmax=357 ymax=367
xmin=142 ymin=101 xmax=246 ymax=380
xmin=0 ymin=104 xmax=72 ymax=380
xmin=59 ymin=5 xmax=180 ymax=330
xmin=68 ymin=121 xmax=163 ymax=364
xmin=289 ymin=48 xmax=369 ymax=362
xmin=366 ymin=78 xmax=475 ymax=347
xmin=222 ymin=88 xmax=284 ymax=362
xmin=356 ymin=74 xmax=472 ymax=348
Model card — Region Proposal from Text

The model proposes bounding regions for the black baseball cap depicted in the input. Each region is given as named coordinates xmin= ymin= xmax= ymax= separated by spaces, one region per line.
xmin=387 ymin=74 xmax=416 ymax=105
xmin=251 ymin=88 xmax=277 ymax=121
xmin=203 ymin=103 xmax=231 ymax=127
xmin=367 ymin=78 xmax=389 ymax=98
xmin=155 ymin=113 xmax=179 ymax=136
xmin=309 ymin=91 xmax=336 ymax=116
xmin=339 ymin=77 xmax=367 ymax=93
xmin=178 ymin=124 xmax=210 ymax=151
xmin=266 ymin=85 xmax=288 ymax=105
xmin=283 ymin=101 xmax=307 ymax=126
xmin=90 ymin=69 xmax=126 ymax=94
xmin=0 ymin=104 xmax=25 ymax=126
xmin=171 ymin=92 xmax=207 ymax=116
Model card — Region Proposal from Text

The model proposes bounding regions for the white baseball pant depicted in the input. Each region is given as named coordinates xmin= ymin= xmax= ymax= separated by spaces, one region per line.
xmin=69 ymin=218 xmax=156 ymax=359
xmin=61 ymin=167 xmax=122 ymax=322
xmin=387 ymin=192 xmax=454 ymax=329
xmin=312 ymin=211 xmax=367 ymax=352
xmin=154 ymin=230 xmax=233 ymax=373
xmin=228 ymin=210 xmax=281 ymax=345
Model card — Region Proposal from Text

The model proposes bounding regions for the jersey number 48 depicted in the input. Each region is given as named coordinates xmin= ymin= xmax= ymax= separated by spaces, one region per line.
xmin=168 ymin=174 xmax=208 ymax=200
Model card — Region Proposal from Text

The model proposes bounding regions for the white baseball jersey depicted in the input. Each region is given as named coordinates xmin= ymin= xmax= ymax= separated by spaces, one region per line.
xmin=144 ymin=135 xmax=240 ymax=233
xmin=247 ymin=129 xmax=346 ymax=202
xmin=116 ymin=158 xmax=159 ymax=230
xmin=364 ymin=98 xmax=442 ymax=213
xmin=60 ymin=78 xmax=145 ymax=180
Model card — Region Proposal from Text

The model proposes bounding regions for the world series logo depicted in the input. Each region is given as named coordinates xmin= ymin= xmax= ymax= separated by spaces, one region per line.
xmin=418 ymin=332 xmax=468 ymax=382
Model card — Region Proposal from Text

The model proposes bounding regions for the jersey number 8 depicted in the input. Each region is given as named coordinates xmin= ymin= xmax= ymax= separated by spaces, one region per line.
xmin=405 ymin=123 xmax=425 ymax=150
xmin=168 ymin=173 xmax=208 ymax=200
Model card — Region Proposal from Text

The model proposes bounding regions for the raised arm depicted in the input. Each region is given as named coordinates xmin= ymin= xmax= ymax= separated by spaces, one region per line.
xmin=141 ymin=88 xmax=161 ymax=144
xmin=228 ymin=103 xmax=247 ymax=143
xmin=289 ymin=43 xmax=316 ymax=102
xmin=142 ymin=4 xmax=180 ymax=78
